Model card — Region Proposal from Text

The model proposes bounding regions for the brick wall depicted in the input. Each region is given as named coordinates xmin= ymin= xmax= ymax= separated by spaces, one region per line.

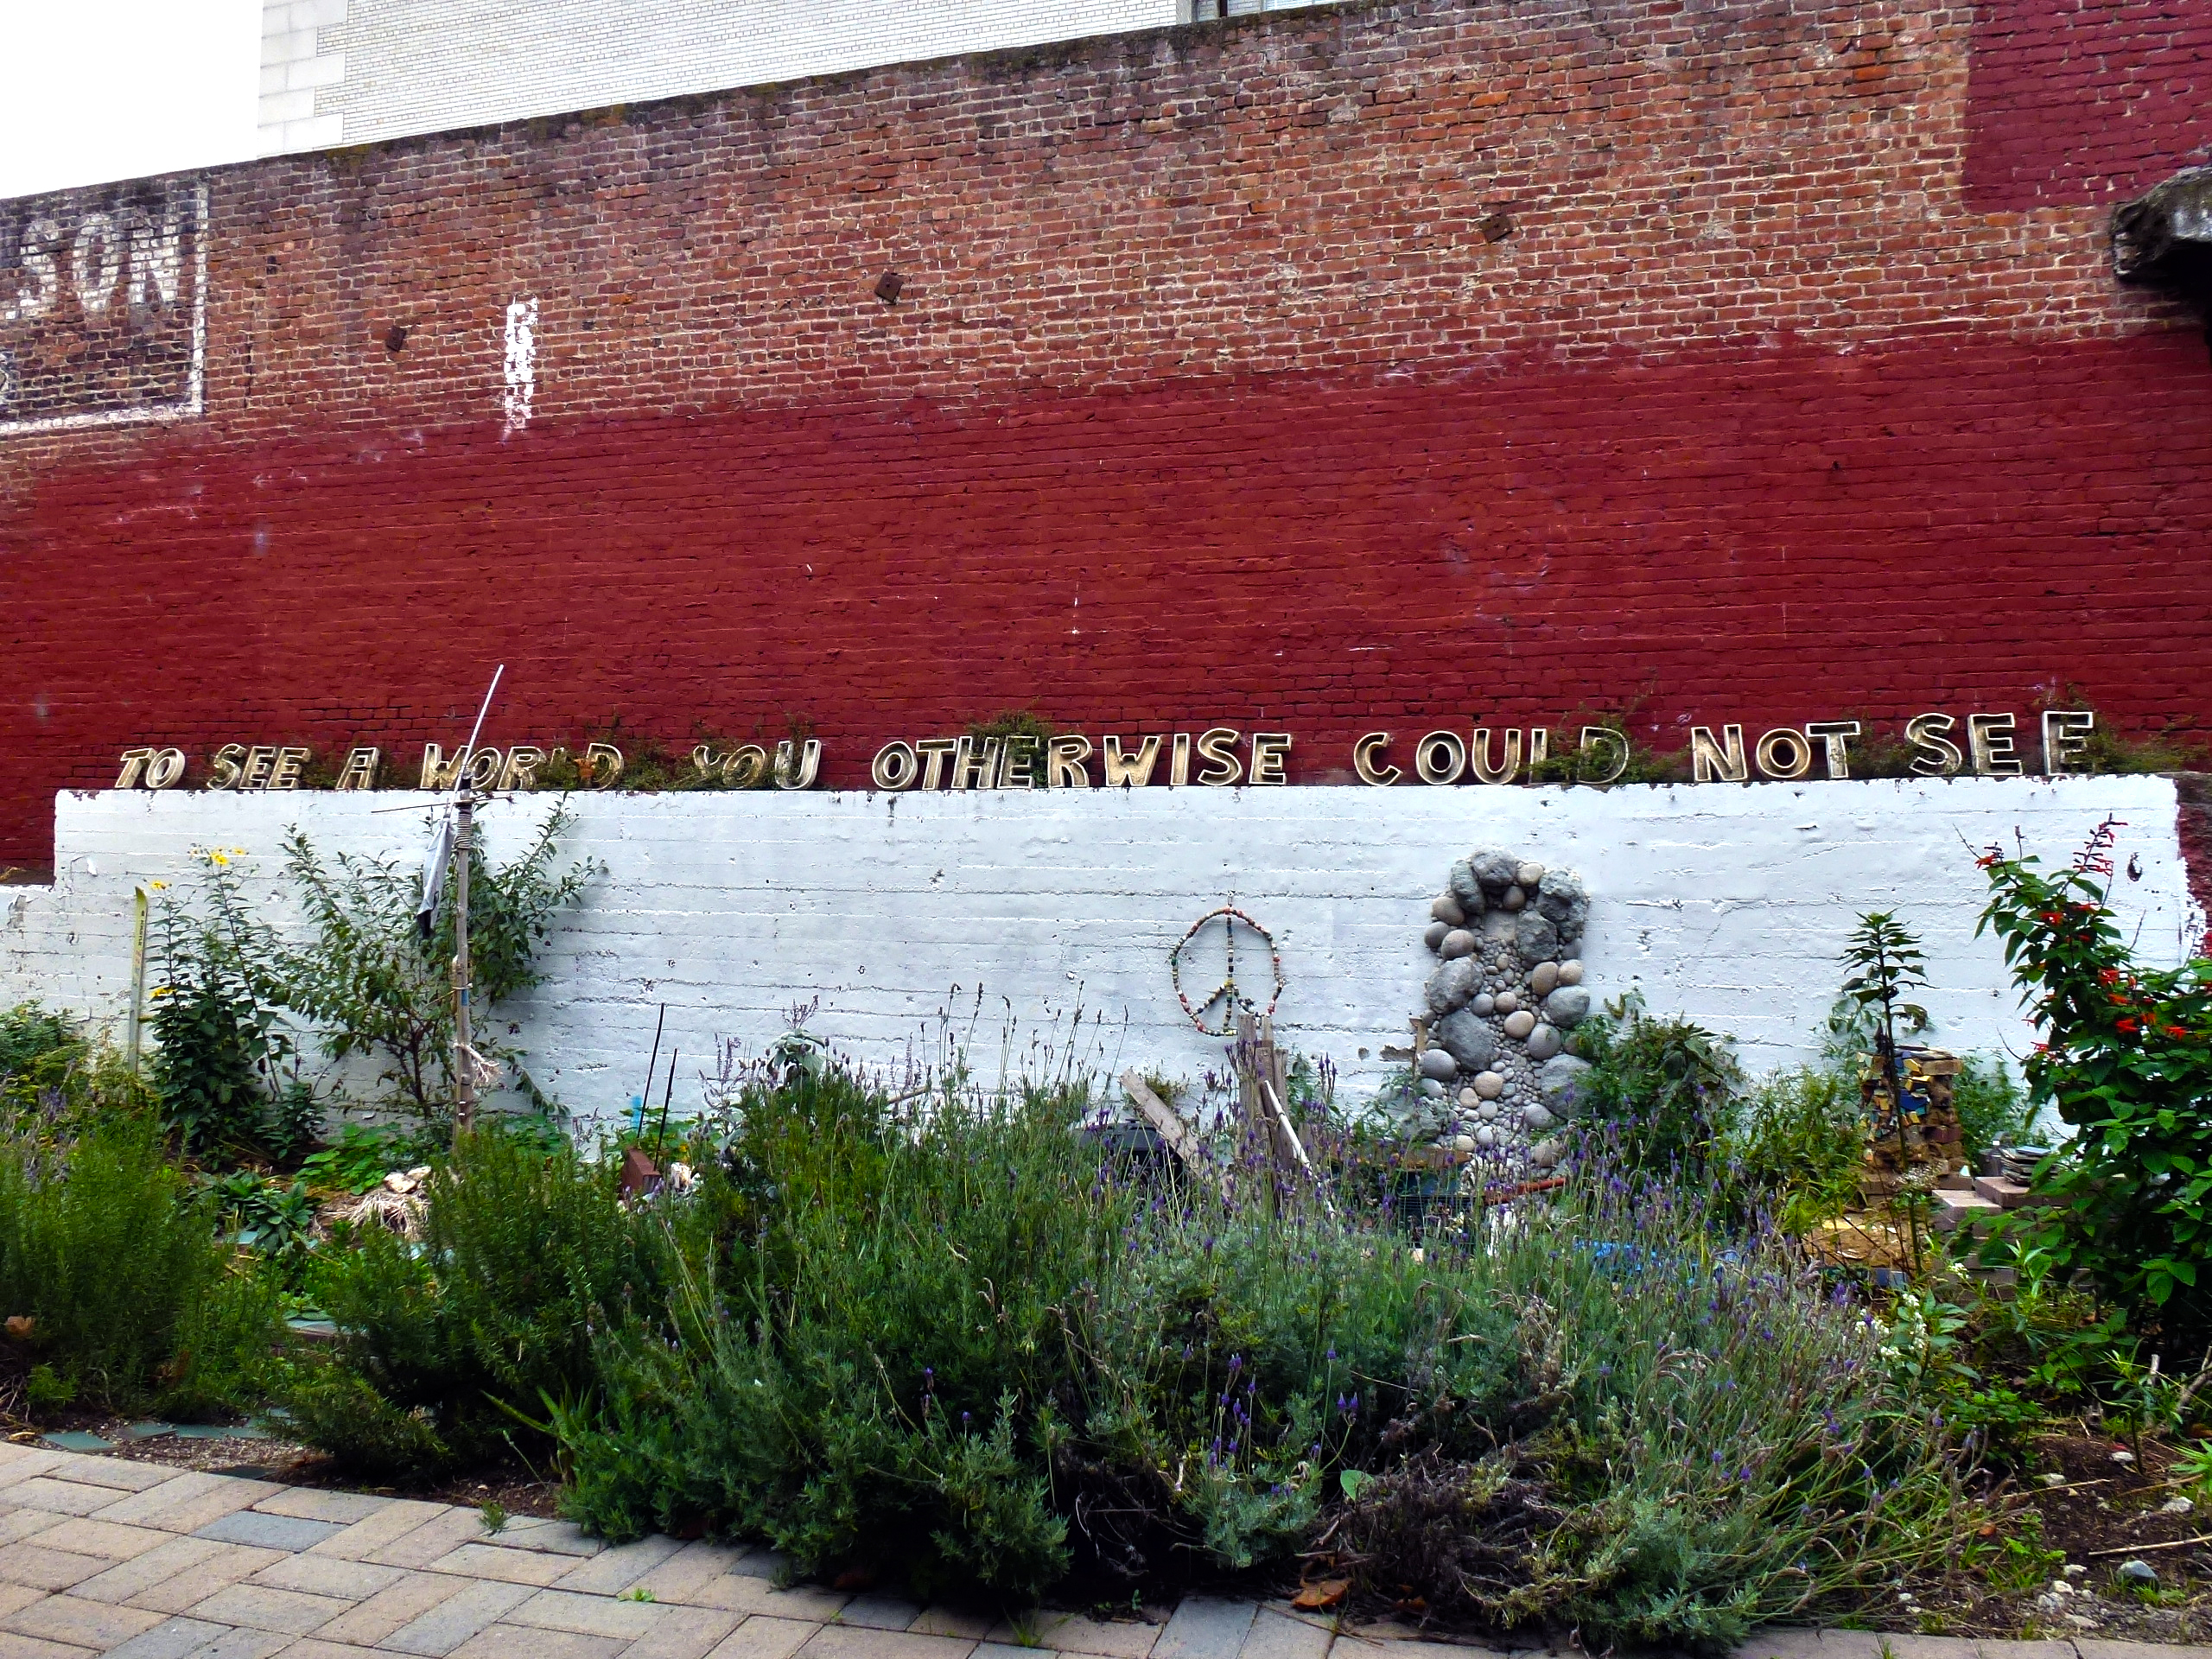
xmin=3 ymin=0 xmax=2210 ymax=870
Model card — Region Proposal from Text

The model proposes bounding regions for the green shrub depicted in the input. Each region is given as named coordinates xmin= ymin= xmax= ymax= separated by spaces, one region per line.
xmin=0 ymin=1116 xmax=282 ymax=1412
xmin=1950 ymin=1054 xmax=2034 ymax=1164
xmin=1571 ymin=995 xmax=1746 ymax=1178
xmin=1731 ymin=1065 xmax=1866 ymax=1230
xmin=282 ymin=1123 xmax=659 ymax=1475
xmin=556 ymin=1061 xmax=1976 ymax=1646
xmin=1977 ymin=821 xmax=2212 ymax=1335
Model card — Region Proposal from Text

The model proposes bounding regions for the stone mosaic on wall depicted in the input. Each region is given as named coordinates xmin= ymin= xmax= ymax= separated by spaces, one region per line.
xmin=1395 ymin=849 xmax=1597 ymax=1171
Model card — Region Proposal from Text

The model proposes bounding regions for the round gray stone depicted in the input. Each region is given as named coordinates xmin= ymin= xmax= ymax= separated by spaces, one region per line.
xmin=1543 ymin=986 xmax=1592 ymax=1028
xmin=1502 ymin=1009 xmax=1536 ymax=1040
xmin=1514 ymin=910 xmax=1560 ymax=963
xmin=1529 ymin=961 xmax=1560 ymax=998
xmin=1558 ymin=959 xmax=1585 ymax=987
xmin=1424 ymin=957 xmax=1479 ymax=1015
xmin=1516 ymin=861 xmax=1546 ymax=889
xmin=1418 ymin=1077 xmax=1445 ymax=1100
xmin=1431 ymin=893 xmax=1465 ymax=926
xmin=1469 ymin=851 xmax=1517 ymax=893
xmin=1471 ymin=992 xmax=1496 ymax=1016
xmin=1537 ymin=1053 xmax=1592 ymax=1110
xmin=1493 ymin=989 xmax=1520 ymax=1014
xmin=1530 ymin=1136 xmax=1564 ymax=1170
xmin=1441 ymin=928 xmax=1477 ymax=959
xmin=1500 ymin=885 xmax=1526 ymax=912
xmin=1433 ymin=1009 xmax=1497 ymax=1071
xmin=1449 ymin=860 xmax=1484 ymax=911
xmin=1424 ymin=921 xmax=1450 ymax=952
xmin=1418 ymin=1047 xmax=1459 ymax=1083
xmin=1521 ymin=1103 xmax=1558 ymax=1134
xmin=1525 ymin=1022 xmax=1563 ymax=1062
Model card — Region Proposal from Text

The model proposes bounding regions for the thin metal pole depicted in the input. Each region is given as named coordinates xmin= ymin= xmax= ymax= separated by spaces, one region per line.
xmin=454 ymin=790 xmax=474 ymax=1132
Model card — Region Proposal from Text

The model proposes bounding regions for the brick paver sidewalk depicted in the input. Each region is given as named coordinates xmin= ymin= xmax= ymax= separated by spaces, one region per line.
xmin=0 ymin=1443 xmax=2192 ymax=1659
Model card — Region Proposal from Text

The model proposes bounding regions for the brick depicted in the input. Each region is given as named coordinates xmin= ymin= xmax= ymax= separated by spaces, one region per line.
xmin=381 ymin=1579 xmax=536 ymax=1656
xmin=549 ymin=1535 xmax=685 ymax=1596
xmin=362 ymin=1510 xmax=487 ymax=1571
xmin=0 ymin=1551 xmax=108 ymax=1593
xmin=247 ymin=1554 xmax=404 ymax=1600
xmin=908 ymin=1611 xmax=995 ymax=1642
xmin=248 ymin=1491 xmax=392 ymax=1526
xmin=31 ymin=1523 xmax=175 ymax=1564
xmin=1237 ymin=1612 xmax=1330 ymax=1659
xmin=3 ymin=1594 xmax=166 ymax=1649
xmin=105 ymin=1618 xmax=234 ymax=1659
xmin=305 ymin=1499 xmax=451 ymax=1562
xmin=987 ymin=1615 xmax=1157 ymax=1659
xmin=1154 ymin=1599 xmax=1255 ymax=1659
xmin=839 ymin=1599 xmax=924 ymax=1632
xmin=685 ymin=1579 xmax=849 ymax=1620
xmin=182 ymin=1582 xmax=354 ymax=1637
xmin=91 ymin=1478 xmax=283 ymax=1536
xmin=620 ymin=1605 xmax=744 ymax=1659
xmin=708 ymin=1619 xmax=826 ymax=1659
xmin=4 ymin=1485 xmax=125 ymax=1520
xmin=29 ymin=1465 xmax=168 ymax=1496
xmin=476 ymin=1521 xmax=599 ymax=1558
xmin=508 ymin=1588 xmax=668 ymax=1639
xmin=626 ymin=1543 xmax=758 ymax=1605
xmin=446 ymin=1627 xmax=626 ymax=1659
xmin=174 ymin=1631 xmax=289 ymax=1659
xmin=796 ymin=1627 xmax=977 ymax=1659
xmin=310 ymin=1572 xmax=469 ymax=1647
xmin=114 ymin=1545 xmax=289 ymax=1617
xmin=191 ymin=1513 xmax=346 ymax=1552
xmin=0 ymin=1633 xmax=95 ymax=1659
xmin=424 ymin=1544 xmax=579 ymax=1586
xmin=71 ymin=1540 xmax=243 ymax=1609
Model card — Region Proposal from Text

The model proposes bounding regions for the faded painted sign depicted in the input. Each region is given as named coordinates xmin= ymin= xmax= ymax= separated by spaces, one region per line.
xmin=0 ymin=181 xmax=207 ymax=435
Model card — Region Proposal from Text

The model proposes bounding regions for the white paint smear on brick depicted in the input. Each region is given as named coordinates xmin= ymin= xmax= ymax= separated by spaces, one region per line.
xmin=0 ymin=777 xmax=2192 ymax=1130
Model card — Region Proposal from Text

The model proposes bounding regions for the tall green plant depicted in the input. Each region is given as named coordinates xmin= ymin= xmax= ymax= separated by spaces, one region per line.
xmin=150 ymin=851 xmax=296 ymax=1156
xmin=1838 ymin=912 xmax=1929 ymax=1154
xmin=0 ymin=1116 xmax=283 ymax=1411
xmin=277 ymin=809 xmax=592 ymax=1124
xmin=1977 ymin=820 xmax=2212 ymax=1335
xmin=1572 ymin=994 xmax=1745 ymax=1176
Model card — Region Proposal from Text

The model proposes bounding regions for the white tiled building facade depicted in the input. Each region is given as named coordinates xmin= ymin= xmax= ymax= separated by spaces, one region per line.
xmin=257 ymin=0 xmax=1315 ymax=158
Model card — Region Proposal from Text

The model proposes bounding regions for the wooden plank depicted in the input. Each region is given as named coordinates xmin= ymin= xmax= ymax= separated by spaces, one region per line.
xmin=1120 ymin=1069 xmax=1211 ymax=1181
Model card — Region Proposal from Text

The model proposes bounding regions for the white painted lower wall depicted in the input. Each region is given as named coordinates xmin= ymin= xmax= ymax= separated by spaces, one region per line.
xmin=0 ymin=777 xmax=2194 ymax=1131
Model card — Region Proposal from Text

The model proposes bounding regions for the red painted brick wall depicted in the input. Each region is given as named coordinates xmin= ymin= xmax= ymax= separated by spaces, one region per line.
xmin=1967 ymin=0 xmax=2212 ymax=209
xmin=1 ymin=0 xmax=2208 ymax=868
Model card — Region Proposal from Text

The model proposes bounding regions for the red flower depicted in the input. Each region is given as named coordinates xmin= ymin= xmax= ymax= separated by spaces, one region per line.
xmin=2117 ymin=1017 xmax=2140 ymax=1033
xmin=2167 ymin=1026 xmax=2190 ymax=1039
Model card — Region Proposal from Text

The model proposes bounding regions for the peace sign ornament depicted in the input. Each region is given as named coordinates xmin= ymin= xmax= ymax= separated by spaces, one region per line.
xmin=1169 ymin=906 xmax=1285 ymax=1035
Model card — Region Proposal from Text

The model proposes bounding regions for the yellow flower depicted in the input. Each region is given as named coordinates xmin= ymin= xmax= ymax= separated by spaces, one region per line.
xmin=209 ymin=852 xmax=229 ymax=868
xmin=147 ymin=880 xmax=168 ymax=891
xmin=149 ymin=987 xmax=170 ymax=1000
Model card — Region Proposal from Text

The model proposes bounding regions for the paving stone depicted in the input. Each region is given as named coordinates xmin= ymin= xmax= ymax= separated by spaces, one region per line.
xmin=685 ymin=1578 xmax=849 ymax=1620
xmin=509 ymin=1587 xmax=669 ymax=1639
xmin=1154 ymin=1599 xmax=1257 ymax=1659
xmin=550 ymin=1535 xmax=686 ymax=1596
xmin=986 ymin=1614 xmax=1159 ymax=1658
xmin=3 ymin=1592 xmax=166 ymax=1649
xmin=0 ymin=1548 xmax=110 ymax=1592
xmin=192 ymin=1512 xmax=346 ymax=1552
xmin=0 ymin=1459 xmax=67 ymax=1493
xmin=0 ymin=1592 xmax=38 ymax=1622
xmin=381 ymin=1578 xmax=536 ymax=1656
xmin=184 ymin=1581 xmax=353 ymax=1637
xmin=310 ymin=1572 xmax=470 ymax=1647
xmin=282 ymin=1643 xmax=400 ymax=1659
xmin=426 ymin=1544 xmax=579 ymax=1586
xmin=448 ymin=1626 xmax=628 ymax=1659
xmin=247 ymin=1491 xmax=391 ymax=1526
xmin=4 ymin=1483 xmax=126 ymax=1519
xmin=969 ymin=1644 xmax=1034 ymax=1659
xmin=363 ymin=1510 xmax=488 ymax=1571
xmin=797 ymin=1626 xmax=979 ymax=1659
xmin=619 ymin=1605 xmax=743 ymax=1659
xmin=116 ymin=1545 xmax=289 ymax=1616
xmin=0 ymin=1630 xmax=97 ymax=1659
xmin=727 ymin=1551 xmax=791 ymax=1583
xmin=306 ymin=1500 xmax=451 ymax=1563
xmin=840 ymin=1598 xmax=925 ymax=1632
xmin=474 ymin=1521 xmax=600 ymax=1559
xmin=105 ymin=1617 xmax=234 ymax=1659
xmin=38 ymin=1435 xmax=115 ymax=1456
xmin=626 ymin=1542 xmax=757 ymax=1605
xmin=2075 ymin=1645 xmax=2212 ymax=1659
xmin=1238 ymin=1611 xmax=1331 ymax=1659
xmin=32 ymin=1464 xmax=168 ymax=1495
xmin=0 ymin=1450 xmax=50 ymax=1472
xmin=706 ymin=1619 xmax=826 ymax=1659
xmin=1862 ymin=1641 xmax=1978 ymax=1659
xmin=70 ymin=1539 xmax=235 ymax=1607
xmin=0 ymin=1517 xmax=60 ymax=1550
xmin=92 ymin=1475 xmax=283 ymax=1535
xmin=33 ymin=1522 xmax=175 ymax=1563
xmin=180 ymin=1630 xmax=291 ymax=1659
xmin=249 ymin=1554 xmax=404 ymax=1601
xmin=908 ymin=1610 xmax=995 ymax=1641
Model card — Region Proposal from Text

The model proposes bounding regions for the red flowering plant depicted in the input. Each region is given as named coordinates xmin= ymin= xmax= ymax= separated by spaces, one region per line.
xmin=1977 ymin=817 xmax=2212 ymax=1338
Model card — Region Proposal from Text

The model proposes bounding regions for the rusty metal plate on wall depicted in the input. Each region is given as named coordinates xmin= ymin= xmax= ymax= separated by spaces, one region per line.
xmin=0 ymin=180 xmax=207 ymax=435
